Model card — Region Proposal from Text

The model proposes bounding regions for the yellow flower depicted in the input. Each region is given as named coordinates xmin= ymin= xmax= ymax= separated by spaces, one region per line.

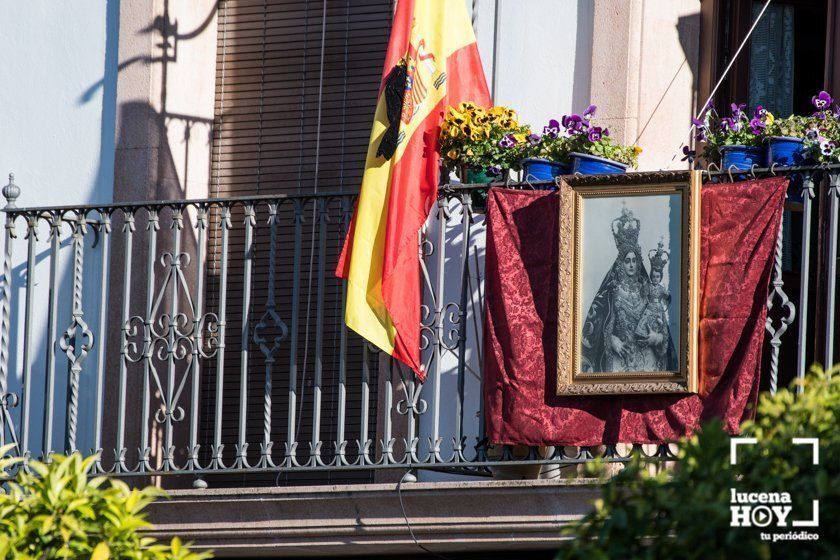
xmin=766 ymin=112 xmax=775 ymax=125
xmin=447 ymin=108 xmax=467 ymax=126
xmin=472 ymin=108 xmax=489 ymax=124
xmin=465 ymin=148 xmax=474 ymax=156
xmin=458 ymin=101 xmax=477 ymax=113
xmin=447 ymin=125 xmax=461 ymax=138
xmin=633 ymin=146 xmax=643 ymax=155
xmin=447 ymin=148 xmax=460 ymax=160
xmin=513 ymin=133 xmax=526 ymax=143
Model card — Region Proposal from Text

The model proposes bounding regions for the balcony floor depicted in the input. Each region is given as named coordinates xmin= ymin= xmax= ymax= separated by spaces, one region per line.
xmin=146 ymin=478 xmax=601 ymax=557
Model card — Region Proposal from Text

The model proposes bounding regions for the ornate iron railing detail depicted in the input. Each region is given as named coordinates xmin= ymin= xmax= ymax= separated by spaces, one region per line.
xmin=0 ymin=166 xmax=827 ymax=481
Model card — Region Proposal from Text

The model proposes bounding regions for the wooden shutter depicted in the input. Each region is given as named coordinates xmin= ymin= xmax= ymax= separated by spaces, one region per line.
xmin=202 ymin=0 xmax=392 ymax=486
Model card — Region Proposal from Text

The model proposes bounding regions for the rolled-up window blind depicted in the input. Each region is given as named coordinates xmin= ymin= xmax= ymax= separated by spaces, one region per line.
xmin=204 ymin=0 xmax=392 ymax=486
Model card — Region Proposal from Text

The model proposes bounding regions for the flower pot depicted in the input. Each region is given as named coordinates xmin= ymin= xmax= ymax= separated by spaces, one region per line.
xmin=568 ymin=152 xmax=628 ymax=175
xmin=521 ymin=158 xmax=570 ymax=188
xmin=464 ymin=167 xmax=503 ymax=212
xmin=465 ymin=168 xmax=498 ymax=184
xmin=766 ymin=136 xmax=807 ymax=166
xmin=720 ymin=145 xmax=766 ymax=171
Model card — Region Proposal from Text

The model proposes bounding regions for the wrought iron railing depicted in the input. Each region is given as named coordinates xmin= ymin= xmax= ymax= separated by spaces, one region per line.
xmin=0 ymin=166 xmax=831 ymax=482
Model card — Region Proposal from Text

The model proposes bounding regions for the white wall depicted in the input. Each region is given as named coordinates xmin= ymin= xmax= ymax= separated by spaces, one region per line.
xmin=0 ymin=1 xmax=117 ymax=206
xmin=0 ymin=0 xmax=118 ymax=455
xmin=472 ymin=0 xmax=594 ymax=131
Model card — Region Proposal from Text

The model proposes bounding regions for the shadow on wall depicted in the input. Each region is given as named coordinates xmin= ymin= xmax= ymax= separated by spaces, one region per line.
xmin=15 ymin=1 xmax=220 ymax=472
xmin=634 ymin=10 xmax=701 ymax=158
xmin=1 ymin=0 xmax=123 ymax=459
xmin=104 ymin=2 xmax=218 ymax=479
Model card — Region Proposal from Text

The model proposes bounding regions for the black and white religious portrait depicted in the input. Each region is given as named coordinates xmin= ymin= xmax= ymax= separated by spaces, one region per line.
xmin=556 ymin=172 xmax=700 ymax=395
xmin=579 ymin=199 xmax=679 ymax=374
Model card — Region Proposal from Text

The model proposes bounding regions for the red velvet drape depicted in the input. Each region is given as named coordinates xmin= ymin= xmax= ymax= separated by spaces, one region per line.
xmin=482 ymin=177 xmax=787 ymax=446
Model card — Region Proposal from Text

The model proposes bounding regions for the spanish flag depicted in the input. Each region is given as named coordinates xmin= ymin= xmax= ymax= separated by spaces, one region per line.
xmin=337 ymin=0 xmax=490 ymax=380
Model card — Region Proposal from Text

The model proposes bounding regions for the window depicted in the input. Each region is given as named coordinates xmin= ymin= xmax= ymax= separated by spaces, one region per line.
xmin=203 ymin=0 xmax=393 ymax=486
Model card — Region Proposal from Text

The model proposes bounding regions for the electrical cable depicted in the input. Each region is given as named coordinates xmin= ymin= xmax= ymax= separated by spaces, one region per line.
xmin=396 ymin=470 xmax=456 ymax=560
xmin=671 ymin=0 xmax=773 ymax=162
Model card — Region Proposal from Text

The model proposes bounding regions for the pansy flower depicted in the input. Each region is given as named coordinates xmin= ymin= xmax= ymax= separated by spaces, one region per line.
xmin=681 ymin=145 xmax=696 ymax=163
xmin=720 ymin=118 xmax=740 ymax=133
xmin=587 ymin=126 xmax=608 ymax=142
xmin=487 ymin=165 xmax=503 ymax=176
xmin=498 ymin=134 xmax=516 ymax=149
xmin=812 ymin=91 xmax=833 ymax=110
xmin=526 ymin=133 xmax=541 ymax=145
xmin=749 ymin=117 xmax=766 ymax=135
xmin=730 ymin=103 xmax=747 ymax=120
xmin=806 ymin=128 xmax=820 ymax=141
xmin=691 ymin=117 xmax=708 ymax=141
xmin=582 ymin=104 xmax=597 ymax=120
xmin=754 ymin=105 xmax=767 ymax=120
xmin=543 ymin=119 xmax=561 ymax=138
xmin=561 ymin=114 xmax=585 ymax=134
xmin=819 ymin=137 xmax=836 ymax=157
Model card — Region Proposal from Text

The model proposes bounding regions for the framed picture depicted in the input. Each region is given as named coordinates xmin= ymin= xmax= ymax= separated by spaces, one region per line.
xmin=556 ymin=170 xmax=701 ymax=395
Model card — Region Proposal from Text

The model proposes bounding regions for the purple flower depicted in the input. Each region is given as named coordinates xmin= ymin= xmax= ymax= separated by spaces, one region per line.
xmin=720 ymin=117 xmax=740 ymax=133
xmin=587 ymin=126 xmax=608 ymax=142
xmin=526 ymin=133 xmax=541 ymax=145
xmin=582 ymin=104 xmax=597 ymax=120
xmin=543 ymin=119 xmax=561 ymax=138
xmin=806 ymin=128 xmax=820 ymax=141
xmin=498 ymin=134 xmax=516 ymax=149
xmin=813 ymin=91 xmax=834 ymax=110
xmin=681 ymin=145 xmax=696 ymax=162
xmin=691 ymin=117 xmax=708 ymax=141
xmin=754 ymin=105 xmax=767 ymax=120
xmin=749 ymin=117 xmax=766 ymax=135
xmin=561 ymin=114 xmax=585 ymax=134
xmin=488 ymin=165 xmax=503 ymax=176
xmin=730 ymin=103 xmax=747 ymax=120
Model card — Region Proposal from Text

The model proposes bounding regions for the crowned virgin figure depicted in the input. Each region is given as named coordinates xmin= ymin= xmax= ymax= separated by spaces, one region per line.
xmin=580 ymin=207 xmax=678 ymax=373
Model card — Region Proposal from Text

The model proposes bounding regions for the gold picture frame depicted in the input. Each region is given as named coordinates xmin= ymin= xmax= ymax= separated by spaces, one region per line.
xmin=556 ymin=170 xmax=701 ymax=395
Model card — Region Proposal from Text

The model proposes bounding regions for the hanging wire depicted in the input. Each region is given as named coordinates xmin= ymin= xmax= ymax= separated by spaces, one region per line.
xmin=297 ymin=0 xmax=329 ymax=442
xmin=209 ymin=1 xmax=228 ymax=275
xmin=327 ymin=0 xmax=352 ymax=471
xmin=206 ymin=0 xmax=229 ymax=458
xmin=671 ymin=0 xmax=774 ymax=163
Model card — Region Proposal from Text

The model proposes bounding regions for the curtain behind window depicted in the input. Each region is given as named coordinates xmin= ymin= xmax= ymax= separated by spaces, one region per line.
xmin=748 ymin=2 xmax=795 ymax=117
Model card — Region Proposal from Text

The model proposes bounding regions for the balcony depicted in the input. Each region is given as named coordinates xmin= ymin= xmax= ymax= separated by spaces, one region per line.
xmin=0 ymin=165 xmax=832 ymax=554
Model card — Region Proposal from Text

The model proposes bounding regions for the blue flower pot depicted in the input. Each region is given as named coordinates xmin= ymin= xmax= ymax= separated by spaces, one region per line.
xmin=766 ymin=136 xmax=807 ymax=166
xmin=568 ymin=152 xmax=628 ymax=175
xmin=521 ymin=158 xmax=569 ymax=189
xmin=720 ymin=145 xmax=766 ymax=171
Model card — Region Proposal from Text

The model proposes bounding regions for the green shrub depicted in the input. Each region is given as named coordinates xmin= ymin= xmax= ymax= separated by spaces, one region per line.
xmin=0 ymin=451 xmax=211 ymax=559
xmin=558 ymin=366 xmax=840 ymax=559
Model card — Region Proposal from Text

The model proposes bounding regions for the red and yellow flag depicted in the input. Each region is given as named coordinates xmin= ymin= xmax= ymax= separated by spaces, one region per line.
xmin=337 ymin=0 xmax=490 ymax=380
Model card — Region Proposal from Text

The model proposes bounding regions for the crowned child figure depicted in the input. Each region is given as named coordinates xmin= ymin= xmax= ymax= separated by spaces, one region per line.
xmin=634 ymin=240 xmax=673 ymax=366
